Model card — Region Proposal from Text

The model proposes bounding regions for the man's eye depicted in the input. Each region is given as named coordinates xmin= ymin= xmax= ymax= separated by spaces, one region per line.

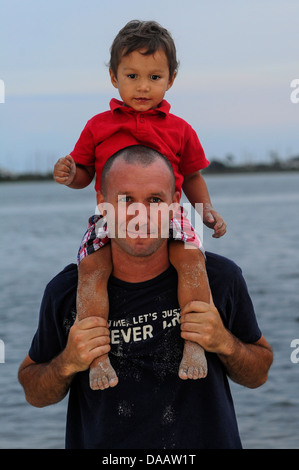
xmin=119 ymin=196 xmax=131 ymax=202
xmin=151 ymin=197 xmax=162 ymax=203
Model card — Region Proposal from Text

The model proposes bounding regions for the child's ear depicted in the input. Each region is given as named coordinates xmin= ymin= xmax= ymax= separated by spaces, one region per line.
xmin=109 ymin=69 xmax=118 ymax=88
xmin=167 ymin=71 xmax=177 ymax=91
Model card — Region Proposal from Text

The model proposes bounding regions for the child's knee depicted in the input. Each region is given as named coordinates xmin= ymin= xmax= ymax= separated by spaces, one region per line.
xmin=79 ymin=248 xmax=112 ymax=279
xmin=169 ymin=241 xmax=205 ymax=267
xmin=79 ymin=251 xmax=100 ymax=274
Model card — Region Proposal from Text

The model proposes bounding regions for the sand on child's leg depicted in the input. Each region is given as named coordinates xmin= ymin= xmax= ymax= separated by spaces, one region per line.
xmin=169 ymin=241 xmax=210 ymax=380
xmin=77 ymin=245 xmax=118 ymax=390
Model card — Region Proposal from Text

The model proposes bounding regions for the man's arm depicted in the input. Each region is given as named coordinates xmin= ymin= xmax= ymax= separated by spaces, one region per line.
xmin=180 ymin=300 xmax=273 ymax=388
xmin=217 ymin=334 xmax=272 ymax=388
xmin=18 ymin=317 xmax=111 ymax=408
xmin=18 ymin=354 xmax=75 ymax=408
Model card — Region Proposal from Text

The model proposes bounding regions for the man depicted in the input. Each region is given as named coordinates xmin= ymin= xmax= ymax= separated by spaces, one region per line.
xmin=18 ymin=145 xmax=273 ymax=449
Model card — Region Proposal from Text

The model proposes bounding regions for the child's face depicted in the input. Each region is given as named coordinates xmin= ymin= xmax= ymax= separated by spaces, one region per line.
xmin=109 ymin=48 xmax=176 ymax=112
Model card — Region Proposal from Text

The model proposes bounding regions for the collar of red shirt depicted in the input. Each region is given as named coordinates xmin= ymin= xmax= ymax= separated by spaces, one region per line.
xmin=109 ymin=98 xmax=171 ymax=116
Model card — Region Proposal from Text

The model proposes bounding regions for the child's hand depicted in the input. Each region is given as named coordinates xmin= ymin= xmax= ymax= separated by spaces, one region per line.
xmin=203 ymin=206 xmax=227 ymax=238
xmin=53 ymin=155 xmax=76 ymax=186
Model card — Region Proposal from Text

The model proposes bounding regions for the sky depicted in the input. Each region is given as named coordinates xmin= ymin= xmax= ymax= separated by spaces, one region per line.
xmin=1 ymin=0 xmax=299 ymax=173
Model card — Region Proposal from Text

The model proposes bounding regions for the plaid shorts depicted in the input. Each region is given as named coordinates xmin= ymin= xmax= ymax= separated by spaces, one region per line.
xmin=77 ymin=206 xmax=204 ymax=264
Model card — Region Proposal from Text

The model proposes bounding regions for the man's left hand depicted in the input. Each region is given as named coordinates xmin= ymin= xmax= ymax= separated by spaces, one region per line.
xmin=180 ymin=300 xmax=233 ymax=356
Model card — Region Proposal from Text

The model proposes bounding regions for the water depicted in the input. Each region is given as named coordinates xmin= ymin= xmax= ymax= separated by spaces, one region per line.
xmin=0 ymin=173 xmax=299 ymax=449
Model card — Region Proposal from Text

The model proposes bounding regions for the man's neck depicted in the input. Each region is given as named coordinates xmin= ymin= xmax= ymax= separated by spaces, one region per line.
xmin=110 ymin=243 xmax=170 ymax=283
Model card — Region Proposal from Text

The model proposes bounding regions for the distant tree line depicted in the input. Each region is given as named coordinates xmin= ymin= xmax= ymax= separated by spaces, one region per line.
xmin=1 ymin=154 xmax=299 ymax=182
xmin=202 ymin=154 xmax=299 ymax=175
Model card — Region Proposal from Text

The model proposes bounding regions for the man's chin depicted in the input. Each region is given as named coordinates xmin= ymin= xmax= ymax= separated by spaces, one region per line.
xmin=127 ymin=242 xmax=159 ymax=257
xmin=115 ymin=236 xmax=166 ymax=257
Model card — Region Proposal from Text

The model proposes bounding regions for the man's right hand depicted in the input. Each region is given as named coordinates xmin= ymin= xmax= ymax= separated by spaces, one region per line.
xmin=18 ymin=317 xmax=111 ymax=407
xmin=53 ymin=155 xmax=76 ymax=185
xmin=61 ymin=316 xmax=111 ymax=377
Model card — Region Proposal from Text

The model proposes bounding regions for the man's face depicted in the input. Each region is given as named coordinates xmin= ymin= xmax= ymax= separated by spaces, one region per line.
xmin=98 ymin=158 xmax=180 ymax=258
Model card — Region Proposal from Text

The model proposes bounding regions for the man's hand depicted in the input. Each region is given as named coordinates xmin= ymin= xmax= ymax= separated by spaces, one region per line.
xmin=203 ymin=205 xmax=227 ymax=238
xmin=18 ymin=316 xmax=111 ymax=407
xmin=53 ymin=155 xmax=76 ymax=186
xmin=61 ymin=316 xmax=111 ymax=376
xmin=180 ymin=300 xmax=233 ymax=355
xmin=179 ymin=299 xmax=273 ymax=388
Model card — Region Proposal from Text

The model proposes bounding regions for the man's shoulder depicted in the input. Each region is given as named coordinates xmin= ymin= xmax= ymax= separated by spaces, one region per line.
xmin=45 ymin=264 xmax=78 ymax=298
xmin=206 ymin=252 xmax=242 ymax=281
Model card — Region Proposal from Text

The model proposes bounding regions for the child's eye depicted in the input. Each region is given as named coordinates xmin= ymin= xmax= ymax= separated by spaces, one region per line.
xmin=150 ymin=75 xmax=160 ymax=81
xmin=128 ymin=74 xmax=137 ymax=79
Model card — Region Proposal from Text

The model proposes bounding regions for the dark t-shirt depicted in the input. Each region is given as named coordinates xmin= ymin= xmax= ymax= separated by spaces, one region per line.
xmin=29 ymin=252 xmax=261 ymax=449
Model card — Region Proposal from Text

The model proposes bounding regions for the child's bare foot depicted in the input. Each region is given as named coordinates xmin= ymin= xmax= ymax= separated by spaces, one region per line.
xmin=89 ymin=355 xmax=119 ymax=390
xmin=179 ymin=340 xmax=207 ymax=380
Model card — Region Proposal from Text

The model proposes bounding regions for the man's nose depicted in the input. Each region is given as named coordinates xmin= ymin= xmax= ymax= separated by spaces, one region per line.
xmin=127 ymin=203 xmax=149 ymax=223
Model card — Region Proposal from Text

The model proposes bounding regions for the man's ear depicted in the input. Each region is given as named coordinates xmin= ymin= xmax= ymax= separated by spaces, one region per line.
xmin=167 ymin=71 xmax=177 ymax=91
xmin=96 ymin=191 xmax=106 ymax=214
xmin=170 ymin=190 xmax=181 ymax=218
xmin=172 ymin=190 xmax=180 ymax=206
xmin=109 ymin=69 xmax=118 ymax=89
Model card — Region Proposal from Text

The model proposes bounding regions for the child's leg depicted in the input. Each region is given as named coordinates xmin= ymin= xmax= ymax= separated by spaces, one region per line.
xmin=77 ymin=244 xmax=117 ymax=390
xmin=169 ymin=240 xmax=210 ymax=380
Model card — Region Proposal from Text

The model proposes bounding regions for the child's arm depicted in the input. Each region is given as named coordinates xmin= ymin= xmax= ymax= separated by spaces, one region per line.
xmin=53 ymin=155 xmax=95 ymax=189
xmin=182 ymin=170 xmax=226 ymax=238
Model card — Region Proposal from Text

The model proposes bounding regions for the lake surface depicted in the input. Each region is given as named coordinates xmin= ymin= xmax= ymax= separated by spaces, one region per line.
xmin=0 ymin=172 xmax=299 ymax=449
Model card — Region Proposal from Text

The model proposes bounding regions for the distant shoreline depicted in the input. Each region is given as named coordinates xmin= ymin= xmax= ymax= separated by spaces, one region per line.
xmin=1 ymin=159 xmax=299 ymax=183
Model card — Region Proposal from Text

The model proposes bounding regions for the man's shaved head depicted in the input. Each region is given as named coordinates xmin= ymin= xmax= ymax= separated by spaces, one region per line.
xmin=100 ymin=145 xmax=176 ymax=196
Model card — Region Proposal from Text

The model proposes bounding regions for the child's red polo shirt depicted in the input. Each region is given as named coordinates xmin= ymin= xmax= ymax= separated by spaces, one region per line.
xmin=70 ymin=98 xmax=209 ymax=195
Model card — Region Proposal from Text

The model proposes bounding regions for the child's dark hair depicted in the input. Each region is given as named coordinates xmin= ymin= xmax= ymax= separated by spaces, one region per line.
xmin=109 ymin=20 xmax=179 ymax=78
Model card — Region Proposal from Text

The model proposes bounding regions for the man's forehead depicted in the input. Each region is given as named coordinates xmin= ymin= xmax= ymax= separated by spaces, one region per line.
xmin=109 ymin=156 xmax=168 ymax=171
xmin=110 ymin=178 xmax=171 ymax=198
xmin=108 ymin=158 xmax=173 ymax=182
xmin=101 ymin=152 xmax=176 ymax=198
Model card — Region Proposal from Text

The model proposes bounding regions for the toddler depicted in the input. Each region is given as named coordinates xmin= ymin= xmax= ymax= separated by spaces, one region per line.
xmin=54 ymin=20 xmax=226 ymax=390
